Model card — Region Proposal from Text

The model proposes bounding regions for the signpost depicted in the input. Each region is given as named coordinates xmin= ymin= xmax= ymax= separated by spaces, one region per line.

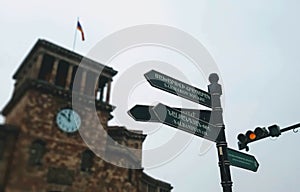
xmin=144 ymin=70 xmax=212 ymax=108
xmin=128 ymin=70 xmax=260 ymax=192
xmin=227 ymin=148 xmax=259 ymax=172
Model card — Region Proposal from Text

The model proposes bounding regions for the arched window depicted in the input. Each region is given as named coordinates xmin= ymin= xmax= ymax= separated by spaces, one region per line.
xmin=28 ymin=139 xmax=46 ymax=166
xmin=80 ymin=150 xmax=95 ymax=172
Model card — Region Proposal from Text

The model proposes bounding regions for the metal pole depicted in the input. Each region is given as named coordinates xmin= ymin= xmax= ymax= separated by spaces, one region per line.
xmin=72 ymin=17 xmax=79 ymax=51
xmin=208 ymin=73 xmax=233 ymax=192
xmin=280 ymin=123 xmax=300 ymax=133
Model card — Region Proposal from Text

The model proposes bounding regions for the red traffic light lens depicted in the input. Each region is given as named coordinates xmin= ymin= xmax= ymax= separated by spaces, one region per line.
xmin=246 ymin=130 xmax=256 ymax=141
xmin=249 ymin=133 xmax=256 ymax=140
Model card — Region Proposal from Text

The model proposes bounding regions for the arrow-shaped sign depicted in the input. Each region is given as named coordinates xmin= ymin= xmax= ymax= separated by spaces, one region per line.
xmin=128 ymin=103 xmax=221 ymax=142
xmin=144 ymin=70 xmax=212 ymax=108
xmin=128 ymin=105 xmax=211 ymax=123
xmin=227 ymin=148 xmax=259 ymax=172
xmin=127 ymin=105 xmax=160 ymax=122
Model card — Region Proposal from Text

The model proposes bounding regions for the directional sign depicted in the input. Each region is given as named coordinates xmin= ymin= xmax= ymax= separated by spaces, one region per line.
xmin=127 ymin=105 xmax=159 ymax=122
xmin=128 ymin=105 xmax=212 ymax=123
xmin=176 ymin=108 xmax=211 ymax=122
xmin=144 ymin=70 xmax=212 ymax=108
xmin=227 ymin=148 xmax=259 ymax=172
xmin=151 ymin=103 xmax=220 ymax=142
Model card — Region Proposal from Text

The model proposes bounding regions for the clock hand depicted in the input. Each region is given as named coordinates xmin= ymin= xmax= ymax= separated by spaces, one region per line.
xmin=67 ymin=111 xmax=71 ymax=122
xmin=60 ymin=112 xmax=69 ymax=120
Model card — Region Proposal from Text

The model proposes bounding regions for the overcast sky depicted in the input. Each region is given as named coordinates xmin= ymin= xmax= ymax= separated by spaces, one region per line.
xmin=1 ymin=1 xmax=300 ymax=191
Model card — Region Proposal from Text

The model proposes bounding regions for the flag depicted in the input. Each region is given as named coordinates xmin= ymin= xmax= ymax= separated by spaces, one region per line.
xmin=77 ymin=21 xmax=85 ymax=41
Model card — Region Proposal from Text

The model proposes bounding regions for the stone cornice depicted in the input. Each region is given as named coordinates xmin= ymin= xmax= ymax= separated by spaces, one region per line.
xmin=2 ymin=79 xmax=115 ymax=116
xmin=13 ymin=39 xmax=118 ymax=80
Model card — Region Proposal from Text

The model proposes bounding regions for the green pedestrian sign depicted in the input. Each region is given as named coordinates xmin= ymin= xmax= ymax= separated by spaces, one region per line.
xmin=227 ymin=148 xmax=259 ymax=172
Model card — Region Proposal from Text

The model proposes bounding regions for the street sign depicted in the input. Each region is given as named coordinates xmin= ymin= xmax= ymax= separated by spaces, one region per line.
xmin=176 ymin=108 xmax=211 ymax=122
xmin=152 ymin=103 xmax=220 ymax=142
xmin=127 ymin=105 xmax=159 ymax=122
xmin=144 ymin=70 xmax=212 ymax=108
xmin=128 ymin=105 xmax=211 ymax=123
xmin=227 ymin=148 xmax=259 ymax=172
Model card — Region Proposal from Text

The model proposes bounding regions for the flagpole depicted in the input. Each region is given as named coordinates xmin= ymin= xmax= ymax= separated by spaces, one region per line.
xmin=72 ymin=17 xmax=79 ymax=51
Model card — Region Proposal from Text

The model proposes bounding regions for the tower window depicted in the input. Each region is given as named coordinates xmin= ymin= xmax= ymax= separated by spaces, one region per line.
xmin=85 ymin=72 xmax=97 ymax=97
xmin=69 ymin=65 xmax=77 ymax=90
xmin=160 ymin=189 xmax=169 ymax=192
xmin=148 ymin=185 xmax=156 ymax=192
xmin=80 ymin=149 xmax=95 ymax=172
xmin=0 ymin=137 xmax=4 ymax=160
xmin=128 ymin=168 xmax=132 ymax=182
xmin=55 ymin=60 xmax=69 ymax=88
xmin=96 ymin=77 xmax=106 ymax=101
xmin=38 ymin=54 xmax=55 ymax=81
xmin=28 ymin=139 xmax=46 ymax=166
xmin=70 ymin=66 xmax=84 ymax=92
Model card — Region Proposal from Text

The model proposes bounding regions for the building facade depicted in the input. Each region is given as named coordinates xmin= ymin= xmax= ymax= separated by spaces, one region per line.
xmin=0 ymin=39 xmax=172 ymax=192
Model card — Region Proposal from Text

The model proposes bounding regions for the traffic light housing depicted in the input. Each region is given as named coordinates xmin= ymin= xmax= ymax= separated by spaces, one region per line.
xmin=237 ymin=127 xmax=269 ymax=151
xmin=268 ymin=124 xmax=281 ymax=137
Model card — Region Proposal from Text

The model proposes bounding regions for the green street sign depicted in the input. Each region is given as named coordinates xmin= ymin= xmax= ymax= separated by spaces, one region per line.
xmin=227 ymin=148 xmax=259 ymax=172
xmin=127 ymin=105 xmax=159 ymax=122
xmin=128 ymin=105 xmax=211 ymax=123
xmin=144 ymin=70 xmax=212 ymax=108
xmin=152 ymin=103 xmax=221 ymax=142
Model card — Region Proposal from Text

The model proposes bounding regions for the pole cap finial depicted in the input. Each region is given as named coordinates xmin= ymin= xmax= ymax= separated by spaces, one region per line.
xmin=209 ymin=73 xmax=219 ymax=83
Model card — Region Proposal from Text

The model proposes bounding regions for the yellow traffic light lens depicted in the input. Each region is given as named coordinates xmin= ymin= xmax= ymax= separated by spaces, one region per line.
xmin=249 ymin=133 xmax=256 ymax=140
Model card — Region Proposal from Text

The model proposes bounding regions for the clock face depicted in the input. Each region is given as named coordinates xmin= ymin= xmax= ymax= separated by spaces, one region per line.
xmin=56 ymin=109 xmax=81 ymax=133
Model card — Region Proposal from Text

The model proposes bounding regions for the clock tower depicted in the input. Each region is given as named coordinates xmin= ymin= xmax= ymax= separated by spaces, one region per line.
xmin=0 ymin=39 xmax=173 ymax=192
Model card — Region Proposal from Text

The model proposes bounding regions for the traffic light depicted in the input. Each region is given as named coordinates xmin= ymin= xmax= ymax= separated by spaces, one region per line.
xmin=254 ymin=127 xmax=269 ymax=139
xmin=237 ymin=127 xmax=269 ymax=151
xmin=268 ymin=124 xmax=281 ymax=137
